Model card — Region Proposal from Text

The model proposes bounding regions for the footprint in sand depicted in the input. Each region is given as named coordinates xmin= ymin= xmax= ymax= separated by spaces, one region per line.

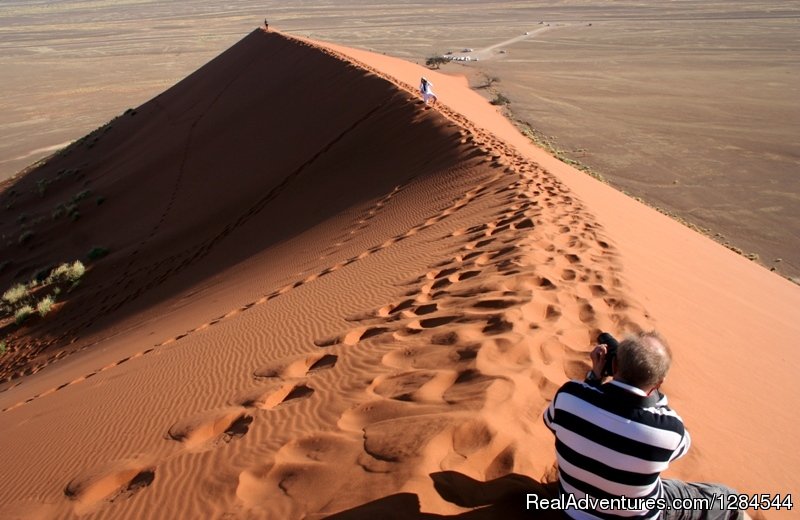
xmin=237 ymin=382 xmax=315 ymax=410
xmin=313 ymin=326 xmax=392 ymax=347
xmin=167 ymin=407 xmax=253 ymax=451
xmin=64 ymin=460 xmax=155 ymax=514
xmin=370 ymin=369 xmax=457 ymax=403
xmin=253 ymin=353 xmax=337 ymax=379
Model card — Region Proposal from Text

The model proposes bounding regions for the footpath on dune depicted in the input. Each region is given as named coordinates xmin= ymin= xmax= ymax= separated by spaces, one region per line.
xmin=0 ymin=28 xmax=795 ymax=519
xmin=313 ymin=31 xmax=800 ymax=517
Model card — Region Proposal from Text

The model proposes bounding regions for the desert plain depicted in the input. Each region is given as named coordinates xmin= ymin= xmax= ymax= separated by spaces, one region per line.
xmin=0 ymin=1 xmax=799 ymax=519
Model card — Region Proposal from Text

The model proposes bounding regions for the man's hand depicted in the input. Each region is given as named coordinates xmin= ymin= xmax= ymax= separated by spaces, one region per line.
xmin=589 ymin=344 xmax=608 ymax=380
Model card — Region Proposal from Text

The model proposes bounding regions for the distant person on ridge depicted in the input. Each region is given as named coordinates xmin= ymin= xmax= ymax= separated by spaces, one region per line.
xmin=264 ymin=19 xmax=269 ymax=31
xmin=543 ymin=331 xmax=749 ymax=520
xmin=419 ymin=77 xmax=437 ymax=107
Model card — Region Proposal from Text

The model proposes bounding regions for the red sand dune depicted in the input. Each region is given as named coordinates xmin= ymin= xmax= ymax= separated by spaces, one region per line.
xmin=0 ymin=29 xmax=797 ymax=519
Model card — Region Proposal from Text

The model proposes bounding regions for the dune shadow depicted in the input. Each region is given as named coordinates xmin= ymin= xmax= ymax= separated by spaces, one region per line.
xmin=324 ymin=471 xmax=560 ymax=519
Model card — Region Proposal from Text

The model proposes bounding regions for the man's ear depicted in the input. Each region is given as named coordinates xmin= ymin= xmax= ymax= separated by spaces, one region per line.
xmin=647 ymin=379 xmax=665 ymax=396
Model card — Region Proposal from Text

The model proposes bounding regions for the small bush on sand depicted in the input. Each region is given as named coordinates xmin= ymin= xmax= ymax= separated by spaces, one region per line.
xmin=87 ymin=246 xmax=109 ymax=261
xmin=73 ymin=189 xmax=92 ymax=202
xmin=425 ymin=56 xmax=449 ymax=69
xmin=490 ymin=93 xmax=510 ymax=106
xmin=47 ymin=261 xmax=85 ymax=284
xmin=52 ymin=204 xmax=66 ymax=220
xmin=3 ymin=284 xmax=28 ymax=305
xmin=37 ymin=295 xmax=54 ymax=317
xmin=0 ymin=340 xmax=6 ymax=356
xmin=15 ymin=305 xmax=34 ymax=325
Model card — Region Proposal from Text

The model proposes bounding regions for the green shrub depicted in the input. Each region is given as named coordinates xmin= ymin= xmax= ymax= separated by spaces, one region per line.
xmin=37 ymin=179 xmax=51 ymax=196
xmin=37 ymin=295 xmax=54 ymax=317
xmin=0 ymin=340 xmax=6 ymax=356
xmin=52 ymin=204 xmax=66 ymax=219
xmin=3 ymin=284 xmax=27 ymax=305
xmin=490 ymin=93 xmax=510 ymax=106
xmin=73 ymin=189 xmax=92 ymax=202
xmin=47 ymin=261 xmax=85 ymax=284
xmin=14 ymin=305 xmax=34 ymax=325
xmin=425 ymin=56 xmax=450 ymax=69
xmin=87 ymin=246 xmax=109 ymax=260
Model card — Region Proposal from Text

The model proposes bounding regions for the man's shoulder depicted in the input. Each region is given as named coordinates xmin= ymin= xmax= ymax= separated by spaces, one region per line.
xmin=554 ymin=379 xmax=604 ymax=401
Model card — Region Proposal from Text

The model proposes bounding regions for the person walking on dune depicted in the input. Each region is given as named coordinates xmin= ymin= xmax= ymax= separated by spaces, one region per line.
xmin=419 ymin=77 xmax=437 ymax=107
xmin=264 ymin=19 xmax=269 ymax=31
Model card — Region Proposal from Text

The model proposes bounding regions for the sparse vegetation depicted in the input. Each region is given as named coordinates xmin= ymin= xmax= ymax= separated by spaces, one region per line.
xmin=0 ymin=260 xmax=86 ymax=327
xmin=477 ymin=75 xmax=500 ymax=89
xmin=47 ymin=260 xmax=85 ymax=284
xmin=37 ymin=178 xmax=51 ymax=196
xmin=14 ymin=305 xmax=34 ymax=325
xmin=73 ymin=189 xmax=92 ymax=202
xmin=0 ymin=340 xmax=6 ymax=356
xmin=490 ymin=93 xmax=510 ymax=106
xmin=3 ymin=284 xmax=27 ymax=305
xmin=52 ymin=204 xmax=66 ymax=220
xmin=512 ymin=117 xmax=788 ymax=281
xmin=87 ymin=246 xmax=109 ymax=260
xmin=37 ymin=295 xmax=54 ymax=317
xmin=425 ymin=56 xmax=449 ymax=69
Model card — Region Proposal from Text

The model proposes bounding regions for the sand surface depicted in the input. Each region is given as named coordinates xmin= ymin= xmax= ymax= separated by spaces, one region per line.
xmin=0 ymin=27 xmax=798 ymax=519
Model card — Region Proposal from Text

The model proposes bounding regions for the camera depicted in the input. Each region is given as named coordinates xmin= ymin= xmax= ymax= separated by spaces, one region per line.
xmin=597 ymin=332 xmax=619 ymax=377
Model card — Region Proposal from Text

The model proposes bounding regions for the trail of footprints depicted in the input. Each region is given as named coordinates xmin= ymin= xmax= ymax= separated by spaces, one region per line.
xmin=228 ymin=152 xmax=649 ymax=514
xmin=51 ymin=170 xmax=518 ymax=513
xmin=61 ymin=350 xmax=337 ymax=513
xmin=1 ymin=163 xmax=500 ymax=413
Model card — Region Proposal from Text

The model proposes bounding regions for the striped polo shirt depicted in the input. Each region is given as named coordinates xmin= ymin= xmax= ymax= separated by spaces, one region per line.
xmin=543 ymin=379 xmax=690 ymax=519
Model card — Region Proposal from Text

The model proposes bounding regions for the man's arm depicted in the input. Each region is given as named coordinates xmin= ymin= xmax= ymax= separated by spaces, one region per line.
xmin=543 ymin=393 xmax=558 ymax=433
xmin=670 ymin=428 xmax=691 ymax=461
xmin=584 ymin=343 xmax=608 ymax=387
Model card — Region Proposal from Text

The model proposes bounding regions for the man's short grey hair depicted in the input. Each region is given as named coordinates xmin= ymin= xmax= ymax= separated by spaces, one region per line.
xmin=616 ymin=331 xmax=672 ymax=389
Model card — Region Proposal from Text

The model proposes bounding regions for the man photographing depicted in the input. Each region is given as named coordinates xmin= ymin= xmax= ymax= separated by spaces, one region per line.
xmin=543 ymin=331 xmax=746 ymax=519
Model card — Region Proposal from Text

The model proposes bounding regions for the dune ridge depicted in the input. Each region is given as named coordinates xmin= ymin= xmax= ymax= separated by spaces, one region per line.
xmin=0 ymin=28 xmax=796 ymax=519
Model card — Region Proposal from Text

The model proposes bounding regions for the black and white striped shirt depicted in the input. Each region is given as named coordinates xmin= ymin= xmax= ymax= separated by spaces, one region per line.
xmin=544 ymin=379 xmax=691 ymax=519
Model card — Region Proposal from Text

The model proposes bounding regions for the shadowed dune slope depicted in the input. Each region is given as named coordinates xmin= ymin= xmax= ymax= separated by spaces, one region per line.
xmin=0 ymin=30 xmax=474 ymax=379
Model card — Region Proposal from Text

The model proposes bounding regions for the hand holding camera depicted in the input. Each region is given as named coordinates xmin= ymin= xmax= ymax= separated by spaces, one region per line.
xmin=589 ymin=332 xmax=620 ymax=381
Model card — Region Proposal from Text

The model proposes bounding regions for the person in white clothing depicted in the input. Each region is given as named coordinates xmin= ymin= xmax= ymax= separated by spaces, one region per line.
xmin=419 ymin=77 xmax=437 ymax=106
